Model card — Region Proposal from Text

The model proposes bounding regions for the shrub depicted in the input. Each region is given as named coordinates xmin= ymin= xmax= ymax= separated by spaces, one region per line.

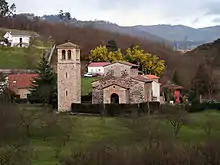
xmin=14 ymin=98 xmax=29 ymax=104
xmin=60 ymin=137 xmax=220 ymax=165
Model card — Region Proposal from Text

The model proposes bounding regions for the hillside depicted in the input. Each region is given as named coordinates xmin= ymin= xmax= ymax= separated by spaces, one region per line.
xmin=42 ymin=15 xmax=169 ymax=44
xmin=134 ymin=25 xmax=220 ymax=42
xmin=175 ymin=39 xmax=220 ymax=89
xmin=0 ymin=16 xmax=180 ymax=77
xmin=0 ymin=28 xmax=53 ymax=69
xmin=41 ymin=15 xmax=220 ymax=50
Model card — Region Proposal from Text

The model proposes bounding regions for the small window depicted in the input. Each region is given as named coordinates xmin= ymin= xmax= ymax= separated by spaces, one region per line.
xmin=62 ymin=50 xmax=66 ymax=60
xmin=66 ymin=72 xmax=68 ymax=78
xmin=113 ymin=86 xmax=115 ymax=88
xmin=66 ymin=91 xmax=68 ymax=96
xmin=67 ymin=50 xmax=71 ymax=60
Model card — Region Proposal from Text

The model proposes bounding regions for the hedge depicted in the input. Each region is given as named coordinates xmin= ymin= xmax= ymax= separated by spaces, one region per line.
xmin=188 ymin=102 xmax=220 ymax=113
xmin=71 ymin=103 xmax=103 ymax=114
xmin=71 ymin=102 xmax=160 ymax=116
xmin=15 ymin=98 xmax=29 ymax=104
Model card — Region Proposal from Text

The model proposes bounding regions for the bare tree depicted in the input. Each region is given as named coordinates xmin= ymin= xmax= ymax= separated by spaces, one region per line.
xmin=160 ymin=105 xmax=188 ymax=138
xmin=203 ymin=53 xmax=220 ymax=100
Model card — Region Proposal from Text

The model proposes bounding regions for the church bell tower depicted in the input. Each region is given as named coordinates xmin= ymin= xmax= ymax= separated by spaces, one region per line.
xmin=57 ymin=42 xmax=81 ymax=112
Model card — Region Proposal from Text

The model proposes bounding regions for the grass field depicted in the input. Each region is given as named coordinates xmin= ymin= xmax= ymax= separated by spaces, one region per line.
xmin=2 ymin=104 xmax=220 ymax=165
xmin=81 ymin=77 xmax=99 ymax=96
xmin=0 ymin=28 xmax=53 ymax=69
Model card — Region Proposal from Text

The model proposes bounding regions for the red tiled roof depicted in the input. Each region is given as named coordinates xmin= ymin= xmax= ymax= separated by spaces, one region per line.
xmin=144 ymin=74 xmax=159 ymax=79
xmin=88 ymin=62 xmax=110 ymax=67
xmin=132 ymin=75 xmax=152 ymax=83
xmin=8 ymin=73 xmax=39 ymax=90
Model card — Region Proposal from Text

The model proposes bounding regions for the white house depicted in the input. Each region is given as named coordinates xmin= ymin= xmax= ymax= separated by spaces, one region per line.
xmin=3 ymin=31 xmax=31 ymax=48
xmin=143 ymin=75 xmax=161 ymax=102
xmin=87 ymin=62 xmax=110 ymax=75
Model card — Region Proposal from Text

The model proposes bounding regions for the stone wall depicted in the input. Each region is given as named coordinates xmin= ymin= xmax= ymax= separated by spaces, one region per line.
xmin=103 ymin=85 xmax=128 ymax=104
xmin=129 ymin=79 xmax=146 ymax=104
xmin=92 ymin=76 xmax=147 ymax=104
xmin=57 ymin=63 xmax=81 ymax=112
xmin=130 ymin=68 xmax=139 ymax=76
xmin=104 ymin=63 xmax=135 ymax=77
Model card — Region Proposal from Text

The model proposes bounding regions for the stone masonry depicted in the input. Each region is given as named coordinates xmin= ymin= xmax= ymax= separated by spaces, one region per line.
xmin=57 ymin=42 xmax=81 ymax=112
xmin=92 ymin=62 xmax=153 ymax=104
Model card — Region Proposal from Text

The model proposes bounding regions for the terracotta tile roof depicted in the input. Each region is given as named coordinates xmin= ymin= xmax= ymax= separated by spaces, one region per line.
xmin=132 ymin=75 xmax=152 ymax=83
xmin=8 ymin=73 xmax=39 ymax=90
xmin=144 ymin=74 xmax=159 ymax=79
xmin=56 ymin=42 xmax=79 ymax=49
xmin=88 ymin=62 xmax=110 ymax=67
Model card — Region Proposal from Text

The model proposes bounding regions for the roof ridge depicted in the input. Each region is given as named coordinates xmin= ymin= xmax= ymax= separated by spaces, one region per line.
xmin=57 ymin=42 xmax=80 ymax=49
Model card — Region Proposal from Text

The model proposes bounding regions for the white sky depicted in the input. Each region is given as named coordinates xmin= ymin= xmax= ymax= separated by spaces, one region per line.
xmin=7 ymin=0 xmax=220 ymax=28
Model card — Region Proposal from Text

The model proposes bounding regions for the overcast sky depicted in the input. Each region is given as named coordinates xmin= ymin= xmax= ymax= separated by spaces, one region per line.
xmin=7 ymin=0 xmax=220 ymax=28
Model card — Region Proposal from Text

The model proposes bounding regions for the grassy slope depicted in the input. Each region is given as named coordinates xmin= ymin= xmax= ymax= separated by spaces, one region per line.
xmin=14 ymin=105 xmax=220 ymax=165
xmin=0 ymin=28 xmax=53 ymax=69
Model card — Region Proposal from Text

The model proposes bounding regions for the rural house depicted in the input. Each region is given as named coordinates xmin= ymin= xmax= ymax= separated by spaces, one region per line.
xmin=87 ymin=62 xmax=110 ymax=75
xmin=92 ymin=62 xmax=161 ymax=104
xmin=8 ymin=73 xmax=38 ymax=99
xmin=162 ymin=83 xmax=184 ymax=103
xmin=142 ymin=75 xmax=161 ymax=102
xmin=3 ymin=31 xmax=30 ymax=48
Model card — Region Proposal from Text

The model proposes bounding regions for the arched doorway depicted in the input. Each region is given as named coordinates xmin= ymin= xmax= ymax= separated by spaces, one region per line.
xmin=111 ymin=93 xmax=119 ymax=104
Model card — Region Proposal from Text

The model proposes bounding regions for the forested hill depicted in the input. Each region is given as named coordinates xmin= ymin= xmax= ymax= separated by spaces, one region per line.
xmin=0 ymin=16 xmax=180 ymax=71
xmin=173 ymin=39 xmax=220 ymax=90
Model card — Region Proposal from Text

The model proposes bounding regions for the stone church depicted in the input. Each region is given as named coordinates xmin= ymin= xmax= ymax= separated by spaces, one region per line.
xmin=55 ymin=42 xmax=160 ymax=112
xmin=56 ymin=42 xmax=81 ymax=112
xmin=92 ymin=61 xmax=156 ymax=104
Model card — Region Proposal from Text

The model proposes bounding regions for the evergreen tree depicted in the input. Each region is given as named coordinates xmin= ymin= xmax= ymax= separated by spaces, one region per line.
xmin=172 ymin=70 xmax=180 ymax=85
xmin=30 ymin=57 xmax=57 ymax=106
xmin=106 ymin=40 xmax=118 ymax=52
xmin=190 ymin=64 xmax=209 ymax=102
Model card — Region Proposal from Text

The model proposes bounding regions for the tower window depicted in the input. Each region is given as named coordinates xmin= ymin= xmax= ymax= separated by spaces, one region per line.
xmin=66 ymin=90 xmax=68 ymax=96
xmin=62 ymin=50 xmax=66 ymax=60
xmin=67 ymin=50 xmax=71 ymax=60
xmin=66 ymin=72 xmax=68 ymax=78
